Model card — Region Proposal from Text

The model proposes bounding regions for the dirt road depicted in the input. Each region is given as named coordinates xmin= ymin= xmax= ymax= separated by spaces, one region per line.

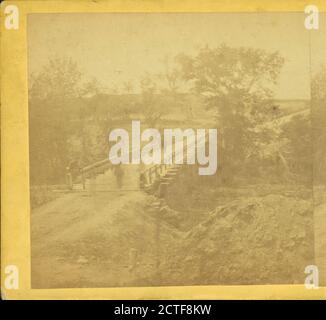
xmin=31 ymin=180 xmax=318 ymax=288
xmin=31 ymin=163 xmax=160 ymax=288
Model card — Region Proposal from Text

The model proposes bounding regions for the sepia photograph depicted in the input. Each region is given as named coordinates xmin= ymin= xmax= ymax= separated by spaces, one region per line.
xmin=26 ymin=12 xmax=319 ymax=288
xmin=311 ymin=17 xmax=326 ymax=287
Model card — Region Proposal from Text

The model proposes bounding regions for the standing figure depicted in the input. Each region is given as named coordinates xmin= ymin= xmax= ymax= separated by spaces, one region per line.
xmin=113 ymin=164 xmax=124 ymax=189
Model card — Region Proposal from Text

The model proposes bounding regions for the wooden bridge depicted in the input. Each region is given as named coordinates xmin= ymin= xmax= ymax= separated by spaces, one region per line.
xmin=65 ymin=132 xmax=204 ymax=196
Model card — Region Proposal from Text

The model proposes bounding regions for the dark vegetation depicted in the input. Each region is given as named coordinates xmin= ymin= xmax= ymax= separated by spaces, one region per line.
xmin=29 ymin=46 xmax=314 ymax=188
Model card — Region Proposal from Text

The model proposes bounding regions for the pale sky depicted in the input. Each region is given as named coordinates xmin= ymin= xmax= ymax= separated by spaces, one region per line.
xmin=27 ymin=12 xmax=322 ymax=99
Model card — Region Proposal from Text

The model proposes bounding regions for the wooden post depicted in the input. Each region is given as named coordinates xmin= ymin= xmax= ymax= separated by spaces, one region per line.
xmin=148 ymin=168 xmax=152 ymax=185
xmin=159 ymin=182 xmax=169 ymax=198
xmin=155 ymin=165 xmax=160 ymax=179
xmin=89 ymin=173 xmax=96 ymax=196
xmin=82 ymin=171 xmax=86 ymax=190
xmin=66 ymin=167 xmax=73 ymax=190
xmin=139 ymin=172 xmax=145 ymax=189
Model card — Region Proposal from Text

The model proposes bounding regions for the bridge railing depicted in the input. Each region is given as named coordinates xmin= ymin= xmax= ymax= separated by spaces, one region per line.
xmin=67 ymin=131 xmax=209 ymax=190
xmin=140 ymin=164 xmax=168 ymax=188
xmin=139 ymin=131 xmax=209 ymax=189
xmin=66 ymin=158 xmax=112 ymax=190
xmin=81 ymin=158 xmax=112 ymax=189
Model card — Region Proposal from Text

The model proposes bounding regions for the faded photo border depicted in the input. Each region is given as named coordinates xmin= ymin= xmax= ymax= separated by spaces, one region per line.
xmin=1 ymin=0 xmax=326 ymax=300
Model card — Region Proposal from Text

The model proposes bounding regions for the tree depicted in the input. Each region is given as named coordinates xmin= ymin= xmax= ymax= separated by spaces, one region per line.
xmin=312 ymin=66 xmax=326 ymax=185
xmin=175 ymin=44 xmax=285 ymax=182
xmin=158 ymin=54 xmax=183 ymax=95
xmin=29 ymin=57 xmax=99 ymax=185
xmin=280 ymin=113 xmax=311 ymax=185
xmin=139 ymin=74 xmax=163 ymax=127
xmin=29 ymin=57 xmax=82 ymax=101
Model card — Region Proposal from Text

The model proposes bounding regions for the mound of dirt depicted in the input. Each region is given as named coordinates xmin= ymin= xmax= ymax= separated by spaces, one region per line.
xmin=32 ymin=189 xmax=314 ymax=287
xmin=159 ymin=194 xmax=314 ymax=285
